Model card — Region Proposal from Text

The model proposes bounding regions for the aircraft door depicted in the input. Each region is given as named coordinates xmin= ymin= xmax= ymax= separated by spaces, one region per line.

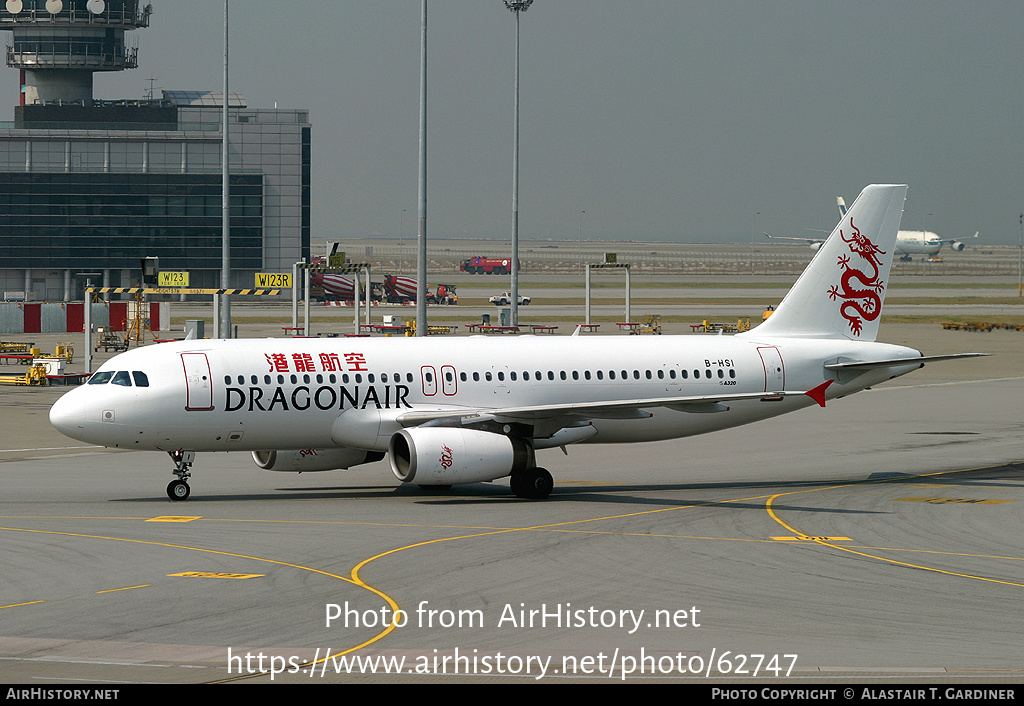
xmin=181 ymin=352 xmax=214 ymax=411
xmin=757 ymin=346 xmax=785 ymax=392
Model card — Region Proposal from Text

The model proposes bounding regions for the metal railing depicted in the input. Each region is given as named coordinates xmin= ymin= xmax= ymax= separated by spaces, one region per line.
xmin=0 ymin=5 xmax=150 ymax=29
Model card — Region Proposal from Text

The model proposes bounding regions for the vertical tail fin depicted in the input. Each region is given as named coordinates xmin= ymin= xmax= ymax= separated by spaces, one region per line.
xmin=744 ymin=184 xmax=907 ymax=341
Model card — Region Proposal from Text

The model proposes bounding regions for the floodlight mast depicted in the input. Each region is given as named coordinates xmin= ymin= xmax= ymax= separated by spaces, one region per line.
xmin=504 ymin=0 xmax=533 ymax=326
xmin=221 ymin=0 xmax=231 ymax=338
xmin=416 ymin=0 xmax=428 ymax=335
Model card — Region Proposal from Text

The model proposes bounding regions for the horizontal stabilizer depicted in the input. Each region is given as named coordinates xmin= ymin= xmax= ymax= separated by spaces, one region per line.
xmin=823 ymin=353 xmax=988 ymax=371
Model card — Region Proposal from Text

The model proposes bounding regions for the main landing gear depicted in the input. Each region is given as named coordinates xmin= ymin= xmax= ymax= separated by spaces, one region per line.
xmin=510 ymin=467 xmax=553 ymax=500
xmin=167 ymin=449 xmax=195 ymax=501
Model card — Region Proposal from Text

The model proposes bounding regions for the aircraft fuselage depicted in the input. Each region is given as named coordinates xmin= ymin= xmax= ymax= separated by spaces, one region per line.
xmin=50 ymin=334 xmax=921 ymax=454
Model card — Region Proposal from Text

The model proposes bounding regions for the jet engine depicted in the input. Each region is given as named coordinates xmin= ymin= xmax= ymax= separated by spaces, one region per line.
xmin=950 ymin=241 xmax=965 ymax=252
xmin=389 ymin=427 xmax=534 ymax=486
xmin=809 ymin=242 xmax=823 ymax=251
xmin=252 ymin=448 xmax=384 ymax=472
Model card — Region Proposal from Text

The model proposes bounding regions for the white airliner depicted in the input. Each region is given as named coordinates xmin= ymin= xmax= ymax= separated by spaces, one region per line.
xmin=766 ymin=196 xmax=979 ymax=261
xmin=49 ymin=185 xmax=980 ymax=501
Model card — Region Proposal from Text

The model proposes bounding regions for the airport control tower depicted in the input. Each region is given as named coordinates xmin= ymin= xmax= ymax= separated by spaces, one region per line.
xmin=2 ymin=0 xmax=151 ymax=106
xmin=0 ymin=0 xmax=310 ymax=302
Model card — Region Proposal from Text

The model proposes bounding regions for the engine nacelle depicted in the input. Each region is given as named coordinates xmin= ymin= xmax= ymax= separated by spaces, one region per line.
xmin=252 ymin=448 xmax=384 ymax=472
xmin=389 ymin=428 xmax=534 ymax=486
xmin=950 ymin=240 xmax=965 ymax=252
xmin=809 ymin=242 xmax=823 ymax=251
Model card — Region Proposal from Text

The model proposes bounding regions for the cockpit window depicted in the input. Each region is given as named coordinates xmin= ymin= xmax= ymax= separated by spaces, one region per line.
xmin=111 ymin=371 xmax=132 ymax=387
xmin=88 ymin=371 xmax=114 ymax=385
xmin=132 ymin=371 xmax=150 ymax=388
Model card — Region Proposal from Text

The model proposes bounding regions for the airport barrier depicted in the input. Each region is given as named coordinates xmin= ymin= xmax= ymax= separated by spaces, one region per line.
xmin=0 ymin=301 xmax=160 ymax=335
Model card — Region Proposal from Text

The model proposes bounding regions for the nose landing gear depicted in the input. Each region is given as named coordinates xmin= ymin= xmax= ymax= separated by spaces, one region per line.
xmin=167 ymin=450 xmax=195 ymax=501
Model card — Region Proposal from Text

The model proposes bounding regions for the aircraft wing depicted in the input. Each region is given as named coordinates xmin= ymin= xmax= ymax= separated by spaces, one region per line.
xmin=395 ymin=389 xmax=808 ymax=429
xmin=940 ymin=231 xmax=980 ymax=245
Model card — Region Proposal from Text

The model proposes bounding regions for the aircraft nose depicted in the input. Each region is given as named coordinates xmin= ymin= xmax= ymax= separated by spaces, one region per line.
xmin=49 ymin=390 xmax=88 ymax=440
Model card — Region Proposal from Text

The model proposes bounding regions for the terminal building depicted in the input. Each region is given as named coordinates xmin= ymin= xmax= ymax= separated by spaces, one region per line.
xmin=0 ymin=0 xmax=310 ymax=301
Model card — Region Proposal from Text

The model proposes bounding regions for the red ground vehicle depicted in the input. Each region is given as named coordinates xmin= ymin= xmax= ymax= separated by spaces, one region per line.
xmin=429 ymin=284 xmax=458 ymax=305
xmin=460 ymin=256 xmax=516 ymax=274
xmin=310 ymin=273 xmax=383 ymax=303
xmin=310 ymin=273 xmax=355 ymax=301
xmin=383 ymin=275 xmax=420 ymax=304
xmin=379 ymin=276 xmax=458 ymax=305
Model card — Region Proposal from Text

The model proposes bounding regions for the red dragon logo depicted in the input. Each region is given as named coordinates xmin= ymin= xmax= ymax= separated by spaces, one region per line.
xmin=439 ymin=444 xmax=453 ymax=470
xmin=827 ymin=218 xmax=887 ymax=336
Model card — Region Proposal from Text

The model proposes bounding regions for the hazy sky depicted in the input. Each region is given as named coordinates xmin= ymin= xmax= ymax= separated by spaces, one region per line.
xmin=2 ymin=1 xmax=1022 ymax=245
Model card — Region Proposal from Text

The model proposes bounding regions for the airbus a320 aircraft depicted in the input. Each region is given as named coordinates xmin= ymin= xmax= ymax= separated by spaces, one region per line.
xmin=50 ymin=185 xmax=980 ymax=501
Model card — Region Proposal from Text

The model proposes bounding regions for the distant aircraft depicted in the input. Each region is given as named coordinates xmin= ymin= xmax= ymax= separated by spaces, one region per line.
xmin=50 ymin=185 xmax=981 ymax=501
xmin=765 ymin=196 xmax=979 ymax=261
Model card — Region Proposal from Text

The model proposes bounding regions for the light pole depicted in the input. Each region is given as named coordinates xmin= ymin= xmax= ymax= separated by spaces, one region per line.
xmin=1018 ymin=214 xmax=1022 ymax=297
xmin=504 ymin=0 xmax=533 ymax=326
xmin=220 ymin=0 xmax=231 ymax=338
xmin=751 ymin=212 xmax=760 ymax=275
xmin=578 ymin=209 xmax=585 ymax=274
xmin=416 ymin=0 xmax=427 ymax=335
xmin=400 ymin=208 xmax=407 ymax=273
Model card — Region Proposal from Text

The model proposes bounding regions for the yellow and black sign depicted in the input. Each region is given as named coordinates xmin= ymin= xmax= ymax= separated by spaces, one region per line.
xmin=255 ymin=272 xmax=293 ymax=288
xmin=328 ymin=253 xmax=346 ymax=268
xmin=772 ymin=536 xmax=852 ymax=542
xmin=91 ymin=287 xmax=282 ymax=296
xmin=158 ymin=271 xmax=190 ymax=287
